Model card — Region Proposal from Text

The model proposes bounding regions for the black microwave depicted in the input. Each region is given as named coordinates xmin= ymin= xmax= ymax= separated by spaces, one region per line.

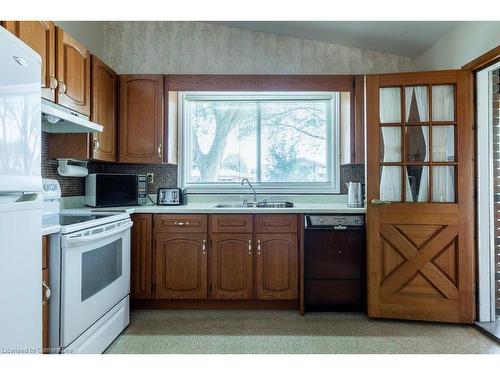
xmin=85 ymin=173 xmax=147 ymax=207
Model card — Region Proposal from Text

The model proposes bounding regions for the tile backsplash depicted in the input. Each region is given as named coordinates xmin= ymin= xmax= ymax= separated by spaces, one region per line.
xmin=42 ymin=132 xmax=364 ymax=197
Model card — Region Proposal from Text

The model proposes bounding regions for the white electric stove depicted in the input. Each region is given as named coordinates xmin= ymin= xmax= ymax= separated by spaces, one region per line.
xmin=42 ymin=179 xmax=131 ymax=354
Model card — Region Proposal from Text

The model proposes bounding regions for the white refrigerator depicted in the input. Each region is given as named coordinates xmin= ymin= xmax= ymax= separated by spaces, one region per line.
xmin=0 ymin=27 xmax=42 ymax=353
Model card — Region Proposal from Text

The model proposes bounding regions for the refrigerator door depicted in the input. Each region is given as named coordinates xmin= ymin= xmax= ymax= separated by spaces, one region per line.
xmin=0 ymin=27 xmax=42 ymax=193
xmin=0 ymin=194 xmax=42 ymax=353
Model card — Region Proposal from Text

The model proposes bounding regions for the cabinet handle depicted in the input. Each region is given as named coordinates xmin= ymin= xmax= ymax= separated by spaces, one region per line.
xmin=49 ymin=75 xmax=58 ymax=90
xmin=174 ymin=221 xmax=189 ymax=226
xmin=93 ymin=138 xmax=100 ymax=153
xmin=58 ymin=81 xmax=66 ymax=94
xmin=158 ymin=144 xmax=162 ymax=159
xmin=257 ymin=240 xmax=261 ymax=255
xmin=248 ymin=239 xmax=252 ymax=255
xmin=42 ymin=281 xmax=51 ymax=301
xmin=202 ymin=239 xmax=206 ymax=255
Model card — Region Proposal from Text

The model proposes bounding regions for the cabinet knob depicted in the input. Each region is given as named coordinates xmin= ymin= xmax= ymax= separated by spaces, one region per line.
xmin=49 ymin=75 xmax=58 ymax=90
xmin=93 ymin=138 xmax=100 ymax=152
xmin=58 ymin=81 xmax=66 ymax=94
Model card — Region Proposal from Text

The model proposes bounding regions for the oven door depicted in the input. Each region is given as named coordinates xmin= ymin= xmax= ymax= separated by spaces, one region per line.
xmin=60 ymin=219 xmax=132 ymax=347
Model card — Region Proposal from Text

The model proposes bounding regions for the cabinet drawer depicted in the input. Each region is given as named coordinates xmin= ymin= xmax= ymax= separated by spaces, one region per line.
xmin=255 ymin=214 xmax=297 ymax=233
xmin=155 ymin=215 xmax=207 ymax=233
xmin=210 ymin=215 xmax=253 ymax=233
xmin=42 ymin=235 xmax=48 ymax=270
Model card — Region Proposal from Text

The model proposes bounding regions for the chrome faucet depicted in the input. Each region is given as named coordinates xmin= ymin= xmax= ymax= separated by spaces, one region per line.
xmin=241 ymin=178 xmax=257 ymax=203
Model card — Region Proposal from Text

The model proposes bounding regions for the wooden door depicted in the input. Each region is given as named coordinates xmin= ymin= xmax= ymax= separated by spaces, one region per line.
xmin=2 ymin=21 xmax=56 ymax=101
xmin=131 ymin=214 xmax=153 ymax=299
xmin=255 ymin=233 xmax=298 ymax=299
xmin=90 ymin=55 xmax=117 ymax=162
xmin=155 ymin=233 xmax=207 ymax=299
xmin=211 ymin=233 xmax=253 ymax=299
xmin=56 ymin=27 xmax=90 ymax=115
xmin=366 ymin=70 xmax=474 ymax=323
xmin=118 ymin=75 xmax=164 ymax=164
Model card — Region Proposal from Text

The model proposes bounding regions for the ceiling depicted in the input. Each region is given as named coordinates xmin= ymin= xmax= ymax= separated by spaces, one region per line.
xmin=210 ymin=21 xmax=461 ymax=58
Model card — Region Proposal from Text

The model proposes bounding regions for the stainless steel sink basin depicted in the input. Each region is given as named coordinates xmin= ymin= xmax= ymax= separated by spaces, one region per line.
xmin=214 ymin=201 xmax=294 ymax=208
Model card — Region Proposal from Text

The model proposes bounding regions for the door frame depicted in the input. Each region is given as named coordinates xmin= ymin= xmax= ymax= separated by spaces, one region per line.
xmin=476 ymin=61 xmax=500 ymax=322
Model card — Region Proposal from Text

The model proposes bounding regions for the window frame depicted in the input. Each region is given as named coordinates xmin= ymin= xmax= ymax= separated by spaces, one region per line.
xmin=178 ymin=91 xmax=341 ymax=194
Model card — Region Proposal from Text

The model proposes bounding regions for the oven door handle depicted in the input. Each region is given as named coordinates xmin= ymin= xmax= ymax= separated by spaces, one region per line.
xmin=66 ymin=221 xmax=133 ymax=246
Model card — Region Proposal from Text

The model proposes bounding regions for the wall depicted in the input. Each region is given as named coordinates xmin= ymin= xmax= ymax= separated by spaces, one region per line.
xmin=414 ymin=21 xmax=500 ymax=70
xmin=102 ymin=21 xmax=414 ymax=74
xmin=55 ymin=21 xmax=106 ymax=63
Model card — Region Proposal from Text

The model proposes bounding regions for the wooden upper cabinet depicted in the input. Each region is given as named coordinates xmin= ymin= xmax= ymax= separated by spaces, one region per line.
xmin=211 ymin=233 xmax=254 ymax=299
xmin=56 ymin=27 xmax=90 ymax=116
xmin=90 ymin=55 xmax=117 ymax=162
xmin=119 ymin=75 xmax=164 ymax=164
xmin=131 ymin=214 xmax=153 ymax=299
xmin=2 ymin=21 xmax=56 ymax=101
xmin=255 ymin=233 xmax=298 ymax=300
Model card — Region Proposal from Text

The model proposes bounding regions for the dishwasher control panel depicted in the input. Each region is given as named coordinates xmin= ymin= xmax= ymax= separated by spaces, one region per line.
xmin=306 ymin=215 xmax=364 ymax=228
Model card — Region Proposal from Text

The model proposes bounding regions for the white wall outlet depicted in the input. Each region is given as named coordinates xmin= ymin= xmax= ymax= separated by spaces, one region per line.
xmin=146 ymin=173 xmax=154 ymax=184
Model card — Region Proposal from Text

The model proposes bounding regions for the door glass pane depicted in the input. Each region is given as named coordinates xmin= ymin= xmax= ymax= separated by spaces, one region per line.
xmin=379 ymin=87 xmax=401 ymax=123
xmin=432 ymin=125 xmax=455 ymax=162
xmin=380 ymin=166 xmax=402 ymax=202
xmin=81 ymin=239 xmax=123 ymax=301
xmin=405 ymin=86 xmax=429 ymax=122
xmin=380 ymin=127 xmax=402 ymax=162
xmin=432 ymin=166 xmax=456 ymax=202
xmin=406 ymin=126 xmax=429 ymax=162
xmin=406 ymin=165 xmax=429 ymax=202
xmin=432 ymin=85 xmax=455 ymax=121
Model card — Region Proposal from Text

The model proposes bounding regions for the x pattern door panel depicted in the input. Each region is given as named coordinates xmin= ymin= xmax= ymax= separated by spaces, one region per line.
xmin=380 ymin=224 xmax=458 ymax=300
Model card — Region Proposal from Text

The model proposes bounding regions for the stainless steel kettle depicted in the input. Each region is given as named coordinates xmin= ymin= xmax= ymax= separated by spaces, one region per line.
xmin=346 ymin=182 xmax=364 ymax=208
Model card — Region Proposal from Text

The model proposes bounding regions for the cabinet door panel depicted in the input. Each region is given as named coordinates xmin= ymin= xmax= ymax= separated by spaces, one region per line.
xmin=119 ymin=75 xmax=164 ymax=163
xmin=91 ymin=55 xmax=117 ymax=161
xmin=155 ymin=233 xmax=207 ymax=299
xmin=211 ymin=233 xmax=253 ymax=299
xmin=2 ymin=21 xmax=56 ymax=101
xmin=131 ymin=214 xmax=153 ymax=299
xmin=56 ymin=27 xmax=90 ymax=115
xmin=256 ymin=233 xmax=298 ymax=299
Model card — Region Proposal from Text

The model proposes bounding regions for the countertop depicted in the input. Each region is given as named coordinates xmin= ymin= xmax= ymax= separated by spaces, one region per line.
xmin=89 ymin=202 xmax=367 ymax=215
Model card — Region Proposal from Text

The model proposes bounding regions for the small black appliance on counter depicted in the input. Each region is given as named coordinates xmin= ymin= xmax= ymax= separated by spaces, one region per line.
xmin=157 ymin=187 xmax=183 ymax=205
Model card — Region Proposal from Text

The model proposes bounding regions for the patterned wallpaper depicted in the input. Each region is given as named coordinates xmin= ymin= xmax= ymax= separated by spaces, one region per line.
xmin=101 ymin=22 xmax=414 ymax=75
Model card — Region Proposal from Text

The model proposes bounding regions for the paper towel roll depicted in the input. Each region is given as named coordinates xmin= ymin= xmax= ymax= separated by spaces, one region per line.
xmin=57 ymin=164 xmax=88 ymax=177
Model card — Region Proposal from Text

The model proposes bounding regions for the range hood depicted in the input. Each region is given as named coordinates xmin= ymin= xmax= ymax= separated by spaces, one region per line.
xmin=41 ymin=99 xmax=103 ymax=133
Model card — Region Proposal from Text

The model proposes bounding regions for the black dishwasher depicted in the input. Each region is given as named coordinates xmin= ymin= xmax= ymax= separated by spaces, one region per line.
xmin=304 ymin=214 xmax=366 ymax=311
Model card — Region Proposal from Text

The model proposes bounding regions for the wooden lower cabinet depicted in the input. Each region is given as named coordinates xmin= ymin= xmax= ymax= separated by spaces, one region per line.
xmin=131 ymin=214 xmax=153 ymax=299
xmin=255 ymin=233 xmax=298 ymax=299
xmin=130 ymin=214 xmax=300 ymax=306
xmin=155 ymin=232 xmax=208 ymax=299
xmin=211 ymin=233 xmax=253 ymax=299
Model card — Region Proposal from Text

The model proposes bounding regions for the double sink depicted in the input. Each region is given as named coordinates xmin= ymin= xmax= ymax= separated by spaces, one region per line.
xmin=214 ymin=201 xmax=294 ymax=208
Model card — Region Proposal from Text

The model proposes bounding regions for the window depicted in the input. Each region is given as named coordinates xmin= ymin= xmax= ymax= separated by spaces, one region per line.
xmin=179 ymin=92 xmax=340 ymax=193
